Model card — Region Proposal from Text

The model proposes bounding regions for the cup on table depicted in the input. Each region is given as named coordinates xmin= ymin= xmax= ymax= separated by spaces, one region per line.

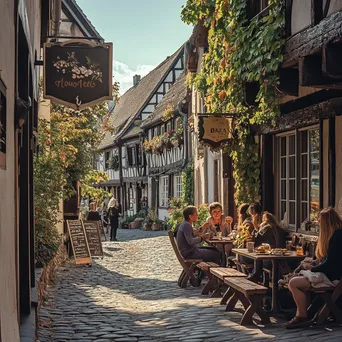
xmin=286 ymin=241 xmax=292 ymax=251
xmin=247 ymin=241 xmax=255 ymax=253
xmin=217 ymin=232 xmax=222 ymax=240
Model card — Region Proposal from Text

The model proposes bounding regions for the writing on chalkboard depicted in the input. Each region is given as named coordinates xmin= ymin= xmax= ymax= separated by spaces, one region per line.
xmin=67 ymin=220 xmax=92 ymax=264
xmin=83 ymin=221 xmax=103 ymax=258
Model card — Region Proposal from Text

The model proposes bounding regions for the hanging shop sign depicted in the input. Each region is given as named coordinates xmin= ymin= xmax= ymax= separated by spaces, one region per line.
xmin=198 ymin=114 xmax=233 ymax=149
xmin=43 ymin=40 xmax=113 ymax=109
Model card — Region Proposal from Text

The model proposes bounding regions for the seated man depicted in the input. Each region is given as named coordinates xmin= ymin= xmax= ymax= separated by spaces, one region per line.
xmin=176 ymin=206 xmax=221 ymax=265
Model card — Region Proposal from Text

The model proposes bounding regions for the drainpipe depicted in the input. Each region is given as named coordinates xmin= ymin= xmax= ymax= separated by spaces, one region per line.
xmin=51 ymin=0 xmax=62 ymax=38
xmin=177 ymin=101 xmax=188 ymax=168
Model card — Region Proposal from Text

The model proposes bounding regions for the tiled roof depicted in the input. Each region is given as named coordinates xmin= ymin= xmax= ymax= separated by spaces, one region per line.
xmin=98 ymin=46 xmax=184 ymax=150
xmin=141 ymin=72 xmax=187 ymax=128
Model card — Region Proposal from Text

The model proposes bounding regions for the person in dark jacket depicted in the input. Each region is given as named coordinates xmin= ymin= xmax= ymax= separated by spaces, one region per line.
xmin=247 ymin=212 xmax=286 ymax=281
xmin=286 ymin=207 xmax=342 ymax=329
xmin=87 ymin=202 xmax=101 ymax=221
xmin=108 ymin=198 xmax=120 ymax=241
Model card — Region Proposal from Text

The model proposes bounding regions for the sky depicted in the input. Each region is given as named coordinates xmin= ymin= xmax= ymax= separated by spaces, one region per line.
xmin=76 ymin=0 xmax=193 ymax=94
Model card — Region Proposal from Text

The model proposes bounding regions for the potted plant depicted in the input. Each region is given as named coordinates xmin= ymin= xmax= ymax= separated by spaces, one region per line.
xmin=143 ymin=216 xmax=153 ymax=230
xmin=147 ymin=207 xmax=160 ymax=231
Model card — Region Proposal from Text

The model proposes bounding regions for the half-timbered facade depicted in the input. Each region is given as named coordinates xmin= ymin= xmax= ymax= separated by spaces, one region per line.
xmin=97 ymin=46 xmax=185 ymax=216
xmin=260 ymin=1 xmax=342 ymax=235
xmin=141 ymin=72 xmax=189 ymax=220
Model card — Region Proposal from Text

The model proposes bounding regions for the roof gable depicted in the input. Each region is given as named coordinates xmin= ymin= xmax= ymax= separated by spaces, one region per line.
xmin=62 ymin=0 xmax=103 ymax=39
xmin=99 ymin=46 xmax=184 ymax=149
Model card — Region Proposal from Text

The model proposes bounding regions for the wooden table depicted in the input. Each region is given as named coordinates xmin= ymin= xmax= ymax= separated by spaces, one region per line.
xmin=205 ymin=238 xmax=233 ymax=267
xmin=232 ymin=248 xmax=305 ymax=313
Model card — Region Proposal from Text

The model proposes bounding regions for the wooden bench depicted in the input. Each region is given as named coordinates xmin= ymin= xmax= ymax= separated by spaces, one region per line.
xmin=209 ymin=267 xmax=246 ymax=298
xmin=223 ymin=277 xmax=270 ymax=326
xmin=197 ymin=262 xmax=221 ymax=295
xmin=168 ymin=231 xmax=202 ymax=288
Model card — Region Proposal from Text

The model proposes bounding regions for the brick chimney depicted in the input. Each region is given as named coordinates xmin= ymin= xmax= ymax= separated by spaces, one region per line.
xmin=133 ymin=74 xmax=141 ymax=86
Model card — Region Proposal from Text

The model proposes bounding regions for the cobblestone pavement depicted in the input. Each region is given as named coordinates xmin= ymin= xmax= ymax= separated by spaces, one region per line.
xmin=38 ymin=229 xmax=342 ymax=342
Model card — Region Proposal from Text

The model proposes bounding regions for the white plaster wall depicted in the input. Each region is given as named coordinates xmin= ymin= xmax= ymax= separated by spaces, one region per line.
xmin=291 ymin=0 xmax=311 ymax=35
xmin=327 ymin=0 xmax=342 ymax=16
xmin=158 ymin=208 xmax=170 ymax=220
xmin=0 ymin=1 xmax=19 ymax=340
xmin=207 ymin=151 xmax=216 ymax=204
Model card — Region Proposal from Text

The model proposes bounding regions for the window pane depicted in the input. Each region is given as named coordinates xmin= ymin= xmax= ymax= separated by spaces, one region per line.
xmin=301 ymin=179 xmax=308 ymax=201
xmin=281 ymin=180 xmax=286 ymax=200
xmin=289 ymin=202 xmax=296 ymax=225
xmin=310 ymin=129 xmax=319 ymax=152
xmin=310 ymin=129 xmax=320 ymax=222
xmin=281 ymin=201 xmax=286 ymax=221
xmin=301 ymin=131 xmax=308 ymax=153
xmin=280 ymin=137 xmax=286 ymax=156
xmin=289 ymin=180 xmax=296 ymax=200
xmin=301 ymin=202 xmax=308 ymax=223
xmin=289 ymin=135 xmax=296 ymax=155
xmin=281 ymin=158 xmax=286 ymax=178
xmin=289 ymin=156 xmax=296 ymax=178
xmin=301 ymin=154 xmax=308 ymax=178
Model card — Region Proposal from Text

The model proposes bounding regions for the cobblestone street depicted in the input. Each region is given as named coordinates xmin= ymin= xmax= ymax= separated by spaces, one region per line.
xmin=38 ymin=229 xmax=342 ymax=342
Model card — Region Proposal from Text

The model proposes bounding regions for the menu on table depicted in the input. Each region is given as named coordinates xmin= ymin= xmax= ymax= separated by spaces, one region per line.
xmin=83 ymin=220 xmax=104 ymax=258
xmin=66 ymin=220 xmax=92 ymax=264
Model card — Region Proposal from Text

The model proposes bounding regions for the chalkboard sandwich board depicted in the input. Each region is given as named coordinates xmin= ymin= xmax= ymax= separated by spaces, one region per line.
xmin=83 ymin=220 xmax=104 ymax=258
xmin=66 ymin=220 xmax=92 ymax=264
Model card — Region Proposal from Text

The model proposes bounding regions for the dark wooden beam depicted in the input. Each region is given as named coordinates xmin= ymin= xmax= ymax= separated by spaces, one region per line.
xmin=311 ymin=0 xmax=323 ymax=25
xmin=328 ymin=117 xmax=336 ymax=207
xmin=285 ymin=0 xmax=293 ymax=38
xmin=284 ymin=10 xmax=342 ymax=67
xmin=278 ymin=68 xmax=299 ymax=96
xmin=322 ymin=42 xmax=342 ymax=78
xmin=319 ymin=119 xmax=324 ymax=209
xmin=299 ymin=55 xmax=325 ymax=87
xmin=259 ymin=97 xmax=342 ymax=134
xmin=261 ymin=135 xmax=274 ymax=213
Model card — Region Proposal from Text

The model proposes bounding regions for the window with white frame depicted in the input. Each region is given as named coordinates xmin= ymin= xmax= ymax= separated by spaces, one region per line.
xmin=160 ymin=124 xmax=165 ymax=134
xmin=174 ymin=174 xmax=183 ymax=198
xmin=277 ymin=127 xmax=320 ymax=231
xmin=166 ymin=121 xmax=172 ymax=132
xmin=159 ymin=176 xmax=169 ymax=207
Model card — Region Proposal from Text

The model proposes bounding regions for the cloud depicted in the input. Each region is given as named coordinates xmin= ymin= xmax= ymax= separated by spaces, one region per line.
xmin=113 ymin=60 xmax=155 ymax=95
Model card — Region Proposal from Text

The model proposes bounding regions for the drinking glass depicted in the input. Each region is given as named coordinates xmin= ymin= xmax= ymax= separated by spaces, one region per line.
xmin=286 ymin=241 xmax=292 ymax=251
xmin=217 ymin=232 xmax=222 ymax=240
xmin=296 ymin=246 xmax=304 ymax=256
xmin=247 ymin=241 xmax=255 ymax=253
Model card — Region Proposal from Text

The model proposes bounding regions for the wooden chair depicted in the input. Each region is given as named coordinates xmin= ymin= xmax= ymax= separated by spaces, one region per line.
xmin=308 ymin=276 xmax=342 ymax=324
xmin=168 ymin=231 xmax=202 ymax=288
xmin=223 ymin=277 xmax=270 ymax=326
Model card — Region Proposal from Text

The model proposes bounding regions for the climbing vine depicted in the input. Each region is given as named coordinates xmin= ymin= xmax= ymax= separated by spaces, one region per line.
xmin=181 ymin=0 xmax=285 ymax=204
xmin=182 ymin=161 xmax=194 ymax=205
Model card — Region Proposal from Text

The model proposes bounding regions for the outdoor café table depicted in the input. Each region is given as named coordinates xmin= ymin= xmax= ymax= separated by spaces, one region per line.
xmin=205 ymin=238 xmax=234 ymax=267
xmin=231 ymin=248 xmax=306 ymax=313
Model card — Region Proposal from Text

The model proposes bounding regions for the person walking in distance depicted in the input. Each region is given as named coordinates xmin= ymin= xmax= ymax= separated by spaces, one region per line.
xmin=108 ymin=198 xmax=120 ymax=241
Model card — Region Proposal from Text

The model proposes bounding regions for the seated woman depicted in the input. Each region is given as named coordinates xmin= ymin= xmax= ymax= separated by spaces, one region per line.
xmin=201 ymin=202 xmax=233 ymax=236
xmin=247 ymin=211 xmax=286 ymax=281
xmin=248 ymin=202 xmax=263 ymax=232
xmin=286 ymin=207 xmax=342 ymax=329
xmin=201 ymin=202 xmax=233 ymax=264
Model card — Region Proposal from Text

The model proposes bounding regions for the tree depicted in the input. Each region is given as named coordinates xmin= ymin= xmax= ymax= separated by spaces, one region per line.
xmin=34 ymin=83 xmax=120 ymax=266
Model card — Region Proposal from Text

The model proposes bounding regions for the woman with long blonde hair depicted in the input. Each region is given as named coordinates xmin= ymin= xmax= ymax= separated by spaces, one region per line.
xmin=287 ymin=207 xmax=342 ymax=329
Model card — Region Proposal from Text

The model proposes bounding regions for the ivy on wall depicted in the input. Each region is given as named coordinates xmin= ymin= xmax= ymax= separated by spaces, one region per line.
xmin=181 ymin=0 xmax=285 ymax=204
xmin=182 ymin=161 xmax=194 ymax=205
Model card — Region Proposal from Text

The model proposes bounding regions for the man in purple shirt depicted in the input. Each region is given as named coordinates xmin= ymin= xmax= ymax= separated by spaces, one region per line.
xmin=176 ymin=206 xmax=221 ymax=264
